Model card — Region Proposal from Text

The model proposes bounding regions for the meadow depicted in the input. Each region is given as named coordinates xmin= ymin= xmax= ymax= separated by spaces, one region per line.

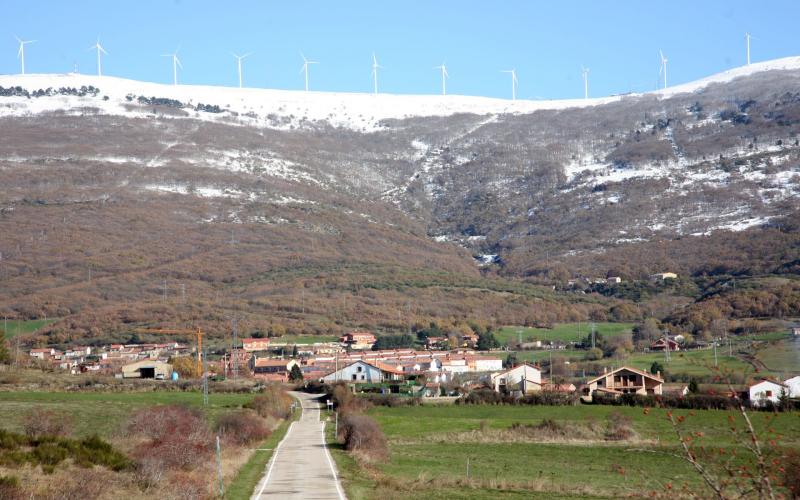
xmin=0 ymin=391 xmax=254 ymax=437
xmin=330 ymin=404 xmax=800 ymax=499
xmin=0 ymin=318 xmax=58 ymax=339
xmin=495 ymin=322 xmax=634 ymax=345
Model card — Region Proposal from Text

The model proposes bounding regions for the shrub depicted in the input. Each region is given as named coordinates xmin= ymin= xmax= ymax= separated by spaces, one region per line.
xmin=127 ymin=405 xmax=212 ymax=472
xmin=246 ymin=385 xmax=293 ymax=419
xmin=22 ymin=409 xmax=72 ymax=438
xmin=604 ymin=411 xmax=635 ymax=441
xmin=331 ymin=383 xmax=369 ymax=414
xmin=337 ymin=414 xmax=388 ymax=463
xmin=0 ymin=476 xmax=22 ymax=500
xmin=215 ymin=412 xmax=271 ymax=446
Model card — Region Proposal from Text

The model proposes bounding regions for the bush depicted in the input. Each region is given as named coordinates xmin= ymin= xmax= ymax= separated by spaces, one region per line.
xmin=0 ymin=476 xmax=22 ymax=500
xmin=127 ymin=405 xmax=212 ymax=473
xmin=331 ymin=383 xmax=369 ymax=414
xmin=215 ymin=412 xmax=271 ymax=445
xmin=337 ymin=414 xmax=388 ymax=463
xmin=245 ymin=384 xmax=293 ymax=419
xmin=604 ymin=411 xmax=635 ymax=441
xmin=22 ymin=409 xmax=72 ymax=438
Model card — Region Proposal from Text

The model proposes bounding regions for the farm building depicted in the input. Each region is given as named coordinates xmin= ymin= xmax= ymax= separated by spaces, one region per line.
xmin=649 ymin=337 xmax=681 ymax=352
xmin=121 ymin=360 xmax=173 ymax=379
xmin=785 ymin=376 xmax=800 ymax=398
xmin=251 ymin=358 xmax=298 ymax=381
xmin=748 ymin=379 xmax=788 ymax=406
xmin=241 ymin=338 xmax=271 ymax=352
xmin=321 ymin=360 xmax=403 ymax=384
xmin=339 ymin=331 xmax=376 ymax=350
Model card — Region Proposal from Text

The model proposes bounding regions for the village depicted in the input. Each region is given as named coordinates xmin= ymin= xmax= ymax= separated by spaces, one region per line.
xmin=25 ymin=327 xmax=800 ymax=407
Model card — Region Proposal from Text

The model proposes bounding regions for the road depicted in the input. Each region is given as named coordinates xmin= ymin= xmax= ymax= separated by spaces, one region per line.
xmin=252 ymin=391 xmax=346 ymax=500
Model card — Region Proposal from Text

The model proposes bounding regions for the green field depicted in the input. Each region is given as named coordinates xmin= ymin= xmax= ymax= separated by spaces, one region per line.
xmin=0 ymin=318 xmax=58 ymax=339
xmin=496 ymin=323 xmax=633 ymax=346
xmin=754 ymin=337 xmax=800 ymax=374
xmin=0 ymin=391 xmax=254 ymax=437
xmin=594 ymin=347 xmax=753 ymax=377
xmin=330 ymin=404 xmax=800 ymax=499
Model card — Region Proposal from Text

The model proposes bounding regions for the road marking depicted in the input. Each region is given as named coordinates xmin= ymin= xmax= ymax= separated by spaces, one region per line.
xmin=253 ymin=395 xmax=302 ymax=499
xmin=320 ymin=407 xmax=347 ymax=500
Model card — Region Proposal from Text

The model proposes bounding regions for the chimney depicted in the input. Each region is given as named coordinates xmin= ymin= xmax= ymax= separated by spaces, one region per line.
xmin=657 ymin=370 xmax=661 ymax=379
xmin=603 ymin=366 xmax=607 ymax=374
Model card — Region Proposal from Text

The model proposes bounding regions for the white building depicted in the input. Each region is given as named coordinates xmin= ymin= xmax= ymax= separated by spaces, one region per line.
xmin=321 ymin=360 xmax=403 ymax=384
xmin=491 ymin=364 xmax=542 ymax=395
xmin=748 ymin=380 xmax=788 ymax=407
xmin=784 ymin=376 xmax=800 ymax=398
xmin=473 ymin=357 xmax=504 ymax=372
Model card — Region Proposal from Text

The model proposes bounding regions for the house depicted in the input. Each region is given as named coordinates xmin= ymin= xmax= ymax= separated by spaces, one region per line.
xmin=321 ymin=360 xmax=403 ymax=384
xmin=472 ymin=356 xmax=503 ymax=372
xmin=584 ymin=366 xmax=664 ymax=399
xmin=649 ymin=337 xmax=681 ymax=352
xmin=29 ymin=348 xmax=57 ymax=360
xmin=461 ymin=333 xmax=479 ymax=348
xmin=784 ymin=376 xmax=800 ymax=398
xmin=491 ymin=364 xmax=542 ymax=395
xmin=241 ymin=338 xmax=271 ymax=352
xmin=792 ymin=327 xmax=800 ymax=337
xmin=542 ymin=382 xmax=577 ymax=393
xmin=339 ymin=331 xmax=376 ymax=350
xmin=651 ymin=272 xmax=678 ymax=281
xmin=425 ymin=336 xmax=446 ymax=350
xmin=606 ymin=276 xmax=622 ymax=284
xmin=748 ymin=379 xmax=788 ymax=407
xmin=121 ymin=360 xmax=173 ymax=379
xmin=251 ymin=358 xmax=298 ymax=381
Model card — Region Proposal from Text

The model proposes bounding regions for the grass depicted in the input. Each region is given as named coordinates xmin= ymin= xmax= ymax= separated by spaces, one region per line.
xmin=755 ymin=337 xmax=800 ymax=373
xmin=496 ymin=323 xmax=633 ymax=346
xmin=593 ymin=348 xmax=753 ymax=378
xmin=0 ymin=319 xmax=58 ymax=339
xmin=0 ymin=391 xmax=254 ymax=438
xmin=341 ymin=404 xmax=800 ymax=499
xmin=225 ymin=399 xmax=302 ymax=500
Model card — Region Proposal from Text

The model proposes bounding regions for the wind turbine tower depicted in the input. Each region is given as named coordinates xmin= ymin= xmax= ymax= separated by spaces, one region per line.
xmin=15 ymin=36 xmax=36 ymax=75
xmin=300 ymin=53 xmax=318 ymax=92
xmin=89 ymin=38 xmax=108 ymax=77
xmin=659 ymin=50 xmax=668 ymax=90
xmin=371 ymin=52 xmax=383 ymax=95
xmin=162 ymin=49 xmax=182 ymax=85
xmin=233 ymin=52 xmax=252 ymax=88
xmin=434 ymin=63 xmax=448 ymax=96
xmin=581 ymin=66 xmax=590 ymax=99
xmin=745 ymin=32 xmax=752 ymax=65
xmin=501 ymin=69 xmax=517 ymax=100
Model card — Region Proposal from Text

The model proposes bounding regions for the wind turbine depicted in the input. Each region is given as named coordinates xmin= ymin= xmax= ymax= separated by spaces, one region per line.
xmin=371 ymin=52 xmax=383 ymax=95
xmin=434 ymin=62 xmax=448 ymax=95
xmin=581 ymin=66 xmax=590 ymax=99
xmin=501 ymin=69 xmax=517 ymax=100
xmin=659 ymin=50 xmax=668 ymax=90
xmin=14 ymin=36 xmax=36 ymax=75
xmin=300 ymin=52 xmax=318 ymax=92
xmin=745 ymin=32 xmax=752 ymax=65
xmin=89 ymin=38 xmax=108 ymax=77
xmin=233 ymin=52 xmax=251 ymax=88
xmin=161 ymin=48 xmax=182 ymax=85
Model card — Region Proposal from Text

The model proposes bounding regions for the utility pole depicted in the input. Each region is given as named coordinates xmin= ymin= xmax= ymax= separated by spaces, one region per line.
xmin=713 ymin=339 xmax=718 ymax=367
xmin=232 ymin=317 xmax=238 ymax=381
xmin=162 ymin=280 xmax=167 ymax=303
xmin=591 ymin=322 xmax=596 ymax=349
xmin=216 ymin=435 xmax=224 ymax=496
xmin=181 ymin=283 xmax=186 ymax=304
xmin=663 ymin=331 xmax=671 ymax=363
xmin=203 ymin=344 xmax=209 ymax=406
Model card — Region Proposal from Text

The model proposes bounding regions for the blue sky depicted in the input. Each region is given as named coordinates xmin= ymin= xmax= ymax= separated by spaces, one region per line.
xmin=2 ymin=1 xmax=799 ymax=99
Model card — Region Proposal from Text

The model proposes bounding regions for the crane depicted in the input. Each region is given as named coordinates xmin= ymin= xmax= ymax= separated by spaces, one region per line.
xmin=134 ymin=327 xmax=205 ymax=375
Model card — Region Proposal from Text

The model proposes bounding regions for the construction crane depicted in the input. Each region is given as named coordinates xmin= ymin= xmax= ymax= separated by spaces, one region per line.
xmin=134 ymin=327 xmax=205 ymax=375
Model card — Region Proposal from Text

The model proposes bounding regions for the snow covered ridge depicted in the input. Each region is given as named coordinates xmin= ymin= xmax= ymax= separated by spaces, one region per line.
xmin=0 ymin=56 xmax=798 ymax=131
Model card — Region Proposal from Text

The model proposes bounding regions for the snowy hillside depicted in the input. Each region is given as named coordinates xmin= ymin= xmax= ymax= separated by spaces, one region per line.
xmin=1 ymin=56 xmax=800 ymax=131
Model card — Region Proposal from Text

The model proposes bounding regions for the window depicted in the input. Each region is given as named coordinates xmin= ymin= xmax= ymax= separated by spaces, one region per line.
xmin=357 ymin=366 xmax=363 ymax=373
xmin=765 ymin=390 xmax=773 ymax=397
xmin=352 ymin=374 xmax=357 ymax=381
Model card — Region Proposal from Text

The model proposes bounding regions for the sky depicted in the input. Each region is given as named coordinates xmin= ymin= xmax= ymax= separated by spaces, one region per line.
xmin=2 ymin=1 xmax=800 ymax=100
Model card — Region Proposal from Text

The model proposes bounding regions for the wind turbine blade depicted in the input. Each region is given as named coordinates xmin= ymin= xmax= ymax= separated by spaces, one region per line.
xmin=301 ymin=52 xmax=307 ymax=62
xmin=243 ymin=52 xmax=252 ymax=59
xmin=176 ymin=57 xmax=183 ymax=69
xmin=14 ymin=34 xmax=21 ymax=43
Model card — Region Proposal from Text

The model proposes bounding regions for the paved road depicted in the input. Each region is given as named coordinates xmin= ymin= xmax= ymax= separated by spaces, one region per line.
xmin=252 ymin=391 xmax=346 ymax=500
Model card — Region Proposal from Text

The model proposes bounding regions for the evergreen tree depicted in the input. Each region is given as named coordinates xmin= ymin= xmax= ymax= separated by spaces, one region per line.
xmin=688 ymin=378 xmax=699 ymax=393
xmin=650 ymin=361 xmax=664 ymax=375
xmin=291 ymin=344 xmax=299 ymax=358
xmin=289 ymin=364 xmax=304 ymax=382
xmin=0 ymin=328 xmax=9 ymax=364
xmin=476 ymin=331 xmax=500 ymax=351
